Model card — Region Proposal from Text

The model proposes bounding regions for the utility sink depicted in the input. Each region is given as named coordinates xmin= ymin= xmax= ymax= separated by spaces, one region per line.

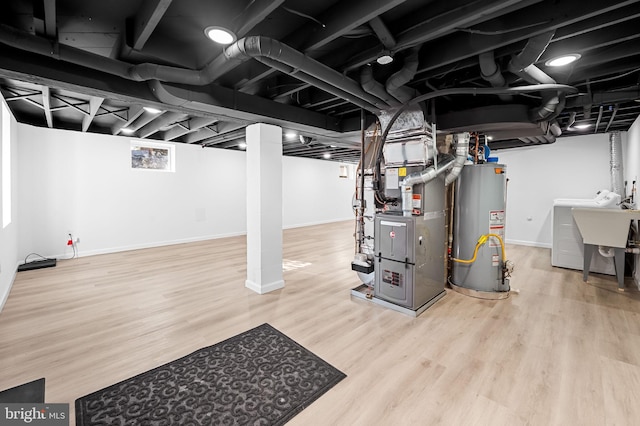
xmin=572 ymin=208 xmax=640 ymax=247
xmin=572 ymin=208 xmax=640 ymax=290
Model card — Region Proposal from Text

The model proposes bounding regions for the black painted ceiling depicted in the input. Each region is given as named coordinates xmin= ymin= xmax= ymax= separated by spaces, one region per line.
xmin=0 ymin=0 xmax=639 ymax=160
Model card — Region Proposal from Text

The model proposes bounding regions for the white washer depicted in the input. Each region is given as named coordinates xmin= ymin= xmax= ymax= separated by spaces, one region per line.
xmin=552 ymin=190 xmax=620 ymax=275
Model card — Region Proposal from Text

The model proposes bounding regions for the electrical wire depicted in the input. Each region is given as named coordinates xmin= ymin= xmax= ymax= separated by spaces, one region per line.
xmin=24 ymin=253 xmax=49 ymax=264
xmin=282 ymin=6 xmax=325 ymax=27
xmin=455 ymin=20 xmax=551 ymax=35
xmin=575 ymin=67 xmax=640 ymax=86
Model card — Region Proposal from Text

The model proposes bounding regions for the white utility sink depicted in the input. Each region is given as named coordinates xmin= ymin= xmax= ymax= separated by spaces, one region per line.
xmin=572 ymin=208 xmax=640 ymax=247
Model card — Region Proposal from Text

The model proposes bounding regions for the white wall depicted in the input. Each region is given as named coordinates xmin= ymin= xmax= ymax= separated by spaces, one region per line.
xmin=0 ymin=96 xmax=18 ymax=311
xmin=625 ymin=114 xmax=640 ymax=287
xmin=283 ymin=155 xmax=354 ymax=228
xmin=495 ymin=133 xmax=624 ymax=247
xmin=17 ymin=123 xmax=355 ymax=260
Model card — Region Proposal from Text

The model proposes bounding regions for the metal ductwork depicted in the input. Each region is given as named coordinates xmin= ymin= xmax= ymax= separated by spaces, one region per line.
xmin=609 ymin=131 xmax=624 ymax=198
xmin=508 ymin=31 xmax=562 ymax=122
xmin=360 ymin=65 xmax=401 ymax=107
xmin=0 ymin=25 xmax=392 ymax=114
xmin=400 ymin=154 xmax=455 ymax=217
xmin=444 ymin=133 xmax=470 ymax=186
xmin=566 ymin=88 xmax=640 ymax=109
xmin=479 ymin=51 xmax=512 ymax=102
xmin=385 ymin=47 xmax=420 ymax=103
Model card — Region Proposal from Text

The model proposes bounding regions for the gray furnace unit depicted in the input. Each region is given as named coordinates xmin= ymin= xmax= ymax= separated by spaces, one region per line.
xmin=374 ymin=196 xmax=446 ymax=309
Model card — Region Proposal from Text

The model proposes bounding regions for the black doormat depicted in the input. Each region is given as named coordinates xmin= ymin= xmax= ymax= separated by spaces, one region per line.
xmin=75 ymin=324 xmax=345 ymax=425
xmin=0 ymin=378 xmax=45 ymax=403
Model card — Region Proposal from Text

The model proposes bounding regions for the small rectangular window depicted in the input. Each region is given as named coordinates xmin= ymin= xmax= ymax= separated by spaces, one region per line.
xmin=131 ymin=141 xmax=175 ymax=172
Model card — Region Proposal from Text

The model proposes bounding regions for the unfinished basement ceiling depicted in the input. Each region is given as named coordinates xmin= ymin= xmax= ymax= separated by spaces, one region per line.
xmin=0 ymin=0 xmax=639 ymax=159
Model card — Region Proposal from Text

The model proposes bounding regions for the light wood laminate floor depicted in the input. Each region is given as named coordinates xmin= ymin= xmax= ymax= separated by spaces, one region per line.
xmin=2 ymin=220 xmax=640 ymax=425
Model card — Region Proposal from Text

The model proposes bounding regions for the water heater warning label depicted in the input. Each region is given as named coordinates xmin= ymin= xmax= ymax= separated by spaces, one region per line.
xmin=489 ymin=210 xmax=505 ymax=225
xmin=489 ymin=210 xmax=505 ymax=248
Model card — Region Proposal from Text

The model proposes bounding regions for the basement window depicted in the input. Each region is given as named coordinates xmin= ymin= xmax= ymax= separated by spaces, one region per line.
xmin=131 ymin=141 xmax=175 ymax=172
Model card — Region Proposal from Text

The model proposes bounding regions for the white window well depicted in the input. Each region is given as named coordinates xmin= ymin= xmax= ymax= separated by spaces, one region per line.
xmin=130 ymin=141 xmax=175 ymax=172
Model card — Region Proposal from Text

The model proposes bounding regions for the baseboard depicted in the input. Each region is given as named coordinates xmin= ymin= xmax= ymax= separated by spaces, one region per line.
xmin=245 ymin=279 xmax=285 ymax=294
xmin=48 ymin=231 xmax=248 ymax=259
xmin=505 ymin=239 xmax=552 ymax=249
xmin=283 ymin=217 xmax=353 ymax=230
xmin=30 ymin=220 xmax=354 ymax=261
xmin=0 ymin=262 xmax=19 ymax=313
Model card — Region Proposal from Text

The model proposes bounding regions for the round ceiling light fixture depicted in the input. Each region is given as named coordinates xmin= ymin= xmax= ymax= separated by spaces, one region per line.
xmin=205 ymin=26 xmax=237 ymax=45
xmin=143 ymin=106 xmax=162 ymax=114
xmin=238 ymin=142 xmax=247 ymax=149
xmin=121 ymin=128 xmax=135 ymax=134
xmin=545 ymin=53 xmax=581 ymax=67
xmin=323 ymin=152 xmax=331 ymax=159
xmin=376 ymin=54 xmax=393 ymax=65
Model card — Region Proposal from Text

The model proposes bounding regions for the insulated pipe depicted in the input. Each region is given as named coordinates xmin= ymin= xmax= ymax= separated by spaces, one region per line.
xmin=479 ymin=51 xmax=512 ymax=102
xmin=444 ymin=132 xmax=470 ymax=185
xmin=400 ymin=155 xmax=455 ymax=217
xmin=386 ymin=47 xmax=420 ymax=103
xmin=610 ymin=131 xmax=624 ymax=198
xmin=360 ymin=66 xmax=401 ymax=107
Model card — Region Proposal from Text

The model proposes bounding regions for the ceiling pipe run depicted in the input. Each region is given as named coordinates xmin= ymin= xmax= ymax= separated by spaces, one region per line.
xmin=508 ymin=31 xmax=562 ymax=122
xmin=385 ymin=46 xmax=420 ymax=103
xmin=479 ymin=51 xmax=512 ymax=102
xmin=360 ymin=65 xmax=401 ymax=107
xmin=0 ymin=26 xmax=389 ymax=114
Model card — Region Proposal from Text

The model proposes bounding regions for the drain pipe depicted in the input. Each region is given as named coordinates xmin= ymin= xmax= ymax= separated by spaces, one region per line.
xmin=444 ymin=133 xmax=470 ymax=185
xmin=610 ymin=131 xmax=624 ymax=198
xmin=400 ymin=155 xmax=455 ymax=217
xmin=479 ymin=52 xmax=512 ymax=102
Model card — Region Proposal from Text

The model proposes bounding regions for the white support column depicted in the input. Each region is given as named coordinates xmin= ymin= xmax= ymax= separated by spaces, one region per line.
xmin=245 ymin=123 xmax=284 ymax=294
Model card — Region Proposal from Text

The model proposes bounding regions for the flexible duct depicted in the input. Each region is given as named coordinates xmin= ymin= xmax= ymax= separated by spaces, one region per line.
xmin=360 ymin=66 xmax=401 ymax=107
xmin=610 ymin=131 xmax=624 ymax=198
xmin=400 ymin=154 xmax=455 ymax=216
xmin=444 ymin=133 xmax=470 ymax=185
xmin=479 ymin=52 xmax=512 ymax=102
xmin=386 ymin=47 xmax=420 ymax=103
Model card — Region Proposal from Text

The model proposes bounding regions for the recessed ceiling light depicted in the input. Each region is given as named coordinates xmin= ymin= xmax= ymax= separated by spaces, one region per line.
xmin=205 ymin=26 xmax=237 ymax=45
xmin=121 ymin=128 xmax=135 ymax=134
xmin=238 ymin=142 xmax=247 ymax=149
xmin=323 ymin=153 xmax=331 ymax=159
xmin=545 ymin=54 xmax=581 ymax=67
xmin=330 ymin=145 xmax=337 ymax=148
xmin=143 ymin=106 xmax=162 ymax=114
xmin=376 ymin=54 xmax=393 ymax=65
xmin=573 ymin=123 xmax=592 ymax=130
xmin=285 ymin=131 xmax=297 ymax=139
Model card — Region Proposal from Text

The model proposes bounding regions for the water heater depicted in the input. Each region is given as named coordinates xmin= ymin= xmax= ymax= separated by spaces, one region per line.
xmin=451 ymin=163 xmax=509 ymax=297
